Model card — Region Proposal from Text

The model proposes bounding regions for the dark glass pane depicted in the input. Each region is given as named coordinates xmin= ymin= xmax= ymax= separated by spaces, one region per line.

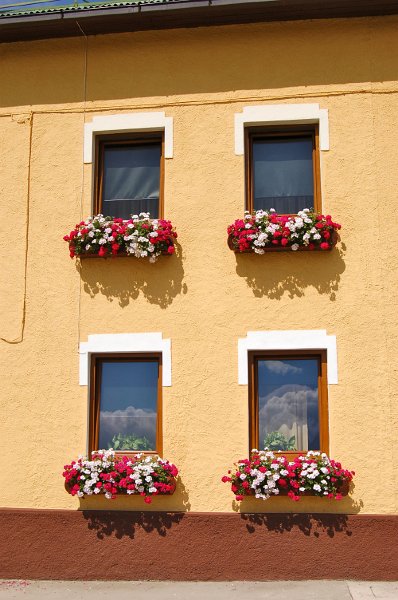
xmin=253 ymin=137 xmax=314 ymax=213
xmin=257 ymin=358 xmax=319 ymax=451
xmin=98 ymin=360 xmax=158 ymax=452
xmin=102 ymin=143 xmax=161 ymax=219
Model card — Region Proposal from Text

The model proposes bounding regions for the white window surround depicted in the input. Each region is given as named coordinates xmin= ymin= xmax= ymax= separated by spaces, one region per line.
xmin=238 ymin=330 xmax=337 ymax=385
xmin=83 ymin=112 xmax=174 ymax=163
xmin=79 ymin=333 xmax=171 ymax=386
xmin=234 ymin=103 xmax=329 ymax=155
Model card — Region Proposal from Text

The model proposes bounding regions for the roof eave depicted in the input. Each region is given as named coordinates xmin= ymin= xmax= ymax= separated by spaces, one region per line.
xmin=1 ymin=0 xmax=398 ymax=43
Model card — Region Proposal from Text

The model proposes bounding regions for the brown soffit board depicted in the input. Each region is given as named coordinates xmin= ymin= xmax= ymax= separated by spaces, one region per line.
xmin=1 ymin=0 xmax=398 ymax=43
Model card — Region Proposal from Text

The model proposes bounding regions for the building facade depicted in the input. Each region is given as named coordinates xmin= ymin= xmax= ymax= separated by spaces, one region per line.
xmin=1 ymin=0 xmax=398 ymax=580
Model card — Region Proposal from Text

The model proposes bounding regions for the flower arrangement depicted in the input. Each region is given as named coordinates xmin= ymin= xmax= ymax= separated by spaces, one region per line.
xmin=63 ymin=449 xmax=178 ymax=503
xmin=227 ymin=209 xmax=341 ymax=253
xmin=222 ymin=450 xmax=354 ymax=502
xmin=63 ymin=212 xmax=177 ymax=261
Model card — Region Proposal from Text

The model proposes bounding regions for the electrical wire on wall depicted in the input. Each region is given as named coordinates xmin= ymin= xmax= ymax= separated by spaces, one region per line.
xmin=0 ymin=112 xmax=33 ymax=344
xmin=75 ymin=19 xmax=88 ymax=352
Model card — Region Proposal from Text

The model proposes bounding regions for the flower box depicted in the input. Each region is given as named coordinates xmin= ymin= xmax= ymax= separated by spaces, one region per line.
xmin=227 ymin=209 xmax=340 ymax=254
xmin=227 ymin=231 xmax=338 ymax=253
xmin=77 ymin=239 xmax=175 ymax=259
xmin=222 ymin=450 xmax=354 ymax=502
xmin=63 ymin=450 xmax=178 ymax=504
xmin=64 ymin=213 xmax=177 ymax=262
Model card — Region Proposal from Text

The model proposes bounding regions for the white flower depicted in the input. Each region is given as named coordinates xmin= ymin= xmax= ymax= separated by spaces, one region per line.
xmin=239 ymin=473 xmax=247 ymax=480
xmin=313 ymin=484 xmax=321 ymax=492
xmin=291 ymin=244 xmax=299 ymax=251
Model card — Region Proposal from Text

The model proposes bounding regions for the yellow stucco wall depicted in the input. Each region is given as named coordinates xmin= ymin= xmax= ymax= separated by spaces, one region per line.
xmin=1 ymin=15 xmax=398 ymax=514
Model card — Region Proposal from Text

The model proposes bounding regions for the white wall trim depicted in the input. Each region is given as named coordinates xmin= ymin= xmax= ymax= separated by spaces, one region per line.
xmin=84 ymin=112 xmax=174 ymax=163
xmin=234 ymin=104 xmax=329 ymax=155
xmin=238 ymin=330 xmax=337 ymax=385
xmin=79 ymin=333 xmax=172 ymax=386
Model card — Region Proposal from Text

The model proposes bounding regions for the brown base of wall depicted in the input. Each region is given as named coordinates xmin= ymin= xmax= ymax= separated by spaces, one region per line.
xmin=1 ymin=509 xmax=398 ymax=581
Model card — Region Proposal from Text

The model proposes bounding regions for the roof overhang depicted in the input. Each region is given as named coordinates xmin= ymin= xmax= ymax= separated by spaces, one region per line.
xmin=1 ymin=0 xmax=398 ymax=43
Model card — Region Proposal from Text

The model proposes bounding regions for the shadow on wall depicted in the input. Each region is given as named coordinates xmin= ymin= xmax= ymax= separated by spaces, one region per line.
xmin=82 ymin=509 xmax=185 ymax=541
xmin=239 ymin=512 xmax=355 ymax=538
xmin=78 ymin=477 xmax=191 ymax=538
xmin=77 ymin=243 xmax=187 ymax=308
xmin=234 ymin=244 xmax=346 ymax=300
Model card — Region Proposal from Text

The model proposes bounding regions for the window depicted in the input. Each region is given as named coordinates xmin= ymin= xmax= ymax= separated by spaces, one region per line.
xmin=94 ymin=133 xmax=164 ymax=220
xmin=248 ymin=351 xmax=328 ymax=454
xmin=245 ymin=126 xmax=321 ymax=214
xmin=89 ymin=354 xmax=162 ymax=455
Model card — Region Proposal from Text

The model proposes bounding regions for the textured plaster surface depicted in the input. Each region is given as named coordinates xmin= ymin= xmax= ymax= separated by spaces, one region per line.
xmin=0 ymin=16 xmax=398 ymax=514
xmin=1 ymin=511 xmax=398 ymax=581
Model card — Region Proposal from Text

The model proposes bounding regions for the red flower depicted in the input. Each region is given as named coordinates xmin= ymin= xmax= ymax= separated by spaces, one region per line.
xmin=235 ymin=495 xmax=244 ymax=501
xmin=167 ymin=245 xmax=175 ymax=254
xmin=281 ymin=238 xmax=289 ymax=247
xmin=144 ymin=496 xmax=152 ymax=504
xmin=111 ymin=243 xmax=120 ymax=255
xmin=98 ymin=246 xmax=108 ymax=257
xmin=320 ymin=242 xmax=330 ymax=250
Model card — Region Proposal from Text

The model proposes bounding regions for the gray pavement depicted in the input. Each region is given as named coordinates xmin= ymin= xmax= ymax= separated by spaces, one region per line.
xmin=0 ymin=581 xmax=398 ymax=599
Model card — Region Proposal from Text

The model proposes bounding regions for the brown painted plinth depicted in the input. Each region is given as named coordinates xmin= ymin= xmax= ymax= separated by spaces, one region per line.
xmin=1 ymin=509 xmax=398 ymax=581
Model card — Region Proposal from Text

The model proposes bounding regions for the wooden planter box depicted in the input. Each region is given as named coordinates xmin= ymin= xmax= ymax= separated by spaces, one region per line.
xmin=239 ymin=479 xmax=350 ymax=499
xmin=227 ymin=231 xmax=338 ymax=253
xmin=64 ymin=477 xmax=177 ymax=497
xmin=77 ymin=248 xmax=173 ymax=259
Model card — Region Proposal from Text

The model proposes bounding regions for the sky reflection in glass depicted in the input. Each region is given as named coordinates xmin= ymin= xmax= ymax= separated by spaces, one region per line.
xmin=258 ymin=358 xmax=319 ymax=451
xmin=98 ymin=360 xmax=158 ymax=451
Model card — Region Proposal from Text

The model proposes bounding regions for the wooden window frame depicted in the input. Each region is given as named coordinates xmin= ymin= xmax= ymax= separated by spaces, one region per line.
xmin=248 ymin=349 xmax=329 ymax=457
xmin=89 ymin=353 xmax=163 ymax=457
xmin=244 ymin=124 xmax=321 ymax=214
xmin=93 ymin=132 xmax=165 ymax=219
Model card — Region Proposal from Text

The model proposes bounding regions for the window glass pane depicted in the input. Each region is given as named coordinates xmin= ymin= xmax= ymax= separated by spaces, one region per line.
xmin=102 ymin=143 xmax=161 ymax=219
xmin=98 ymin=360 xmax=158 ymax=452
xmin=253 ymin=137 xmax=314 ymax=213
xmin=257 ymin=358 xmax=319 ymax=451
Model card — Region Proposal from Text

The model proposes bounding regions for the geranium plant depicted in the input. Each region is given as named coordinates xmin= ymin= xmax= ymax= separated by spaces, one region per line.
xmin=63 ymin=212 xmax=177 ymax=261
xmin=227 ymin=209 xmax=341 ymax=253
xmin=222 ymin=450 xmax=354 ymax=502
xmin=63 ymin=449 xmax=178 ymax=504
